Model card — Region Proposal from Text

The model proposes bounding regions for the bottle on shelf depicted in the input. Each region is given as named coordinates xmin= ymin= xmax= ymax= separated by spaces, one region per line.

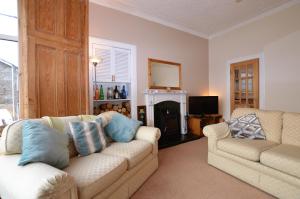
xmin=107 ymin=87 xmax=113 ymax=99
xmin=95 ymin=85 xmax=100 ymax=100
xmin=121 ymin=85 xmax=127 ymax=99
xmin=113 ymin=85 xmax=120 ymax=99
xmin=100 ymin=85 xmax=104 ymax=100
xmin=93 ymin=85 xmax=96 ymax=100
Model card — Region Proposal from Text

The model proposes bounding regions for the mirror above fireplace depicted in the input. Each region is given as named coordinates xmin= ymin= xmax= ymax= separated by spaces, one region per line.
xmin=148 ymin=58 xmax=182 ymax=90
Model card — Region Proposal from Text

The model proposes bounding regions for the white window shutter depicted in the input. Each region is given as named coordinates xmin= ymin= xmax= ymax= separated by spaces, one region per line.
xmin=93 ymin=44 xmax=113 ymax=82
xmin=114 ymin=48 xmax=130 ymax=82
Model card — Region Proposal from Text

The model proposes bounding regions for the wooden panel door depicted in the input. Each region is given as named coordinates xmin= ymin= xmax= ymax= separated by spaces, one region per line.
xmin=19 ymin=0 xmax=89 ymax=118
xmin=230 ymin=59 xmax=259 ymax=113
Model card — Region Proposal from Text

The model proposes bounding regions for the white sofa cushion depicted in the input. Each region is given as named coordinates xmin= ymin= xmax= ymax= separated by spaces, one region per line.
xmin=231 ymin=108 xmax=283 ymax=143
xmin=261 ymin=144 xmax=300 ymax=178
xmin=231 ymin=108 xmax=257 ymax=119
xmin=44 ymin=116 xmax=82 ymax=158
xmin=282 ymin=112 xmax=300 ymax=147
xmin=217 ymin=138 xmax=277 ymax=161
xmin=0 ymin=154 xmax=75 ymax=199
xmin=0 ymin=119 xmax=50 ymax=154
xmin=256 ymin=110 xmax=283 ymax=143
xmin=102 ymin=140 xmax=152 ymax=169
xmin=64 ymin=153 xmax=127 ymax=199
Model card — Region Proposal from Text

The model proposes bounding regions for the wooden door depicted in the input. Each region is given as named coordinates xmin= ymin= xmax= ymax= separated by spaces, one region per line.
xmin=230 ymin=59 xmax=259 ymax=113
xmin=19 ymin=0 xmax=89 ymax=118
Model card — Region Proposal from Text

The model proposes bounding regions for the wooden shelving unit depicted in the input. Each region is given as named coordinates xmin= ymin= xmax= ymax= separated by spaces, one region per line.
xmin=90 ymin=37 xmax=137 ymax=118
xmin=93 ymin=99 xmax=131 ymax=102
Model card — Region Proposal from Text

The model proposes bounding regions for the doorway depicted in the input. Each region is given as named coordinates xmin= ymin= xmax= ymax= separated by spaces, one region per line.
xmin=230 ymin=58 xmax=259 ymax=113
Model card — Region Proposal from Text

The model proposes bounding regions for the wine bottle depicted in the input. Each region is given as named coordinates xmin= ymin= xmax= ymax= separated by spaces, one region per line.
xmin=107 ymin=87 xmax=113 ymax=99
xmin=121 ymin=85 xmax=127 ymax=99
xmin=93 ymin=85 xmax=96 ymax=100
xmin=100 ymin=85 xmax=104 ymax=100
xmin=95 ymin=85 xmax=99 ymax=100
xmin=113 ymin=85 xmax=120 ymax=99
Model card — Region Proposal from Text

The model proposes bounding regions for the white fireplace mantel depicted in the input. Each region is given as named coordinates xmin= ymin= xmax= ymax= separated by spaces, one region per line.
xmin=144 ymin=89 xmax=187 ymax=135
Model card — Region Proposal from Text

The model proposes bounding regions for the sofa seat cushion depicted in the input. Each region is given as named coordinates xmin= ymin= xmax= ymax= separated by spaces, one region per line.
xmin=64 ymin=153 xmax=127 ymax=199
xmin=261 ymin=144 xmax=300 ymax=178
xmin=217 ymin=138 xmax=277 ymax=161
xmin=102 ymin=140 xmax=152 ymax=169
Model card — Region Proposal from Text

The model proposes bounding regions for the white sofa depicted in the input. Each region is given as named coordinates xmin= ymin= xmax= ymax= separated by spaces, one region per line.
xmin=203 ymin=108 xmax=300 ymax=199
xmin=0 ymin=112 xmax=161 ymax=199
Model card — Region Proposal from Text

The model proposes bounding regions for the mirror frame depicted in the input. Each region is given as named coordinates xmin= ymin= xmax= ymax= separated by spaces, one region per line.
xmin=148 ymin=58 xmax=182 ymax=90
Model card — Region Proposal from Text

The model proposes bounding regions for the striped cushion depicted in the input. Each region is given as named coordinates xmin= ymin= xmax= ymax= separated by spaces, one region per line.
xmin=69 ymin=118 xmax=107 ymax=156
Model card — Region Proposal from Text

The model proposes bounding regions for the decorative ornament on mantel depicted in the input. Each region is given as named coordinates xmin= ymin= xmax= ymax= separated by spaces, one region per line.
xmin=144 ymin=89 xmax=187 ymax=95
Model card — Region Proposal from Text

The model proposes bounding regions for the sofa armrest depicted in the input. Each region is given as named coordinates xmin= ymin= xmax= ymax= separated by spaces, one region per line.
xmin=135 ymin=126 xmax=161 ymax=155
xmin=203 ymin=122 xmax=230 ymax=152
xmin=0 ymin=155 xmax=78 ymax=199
xmin=135 ymin=126 xmax=161 ymax=144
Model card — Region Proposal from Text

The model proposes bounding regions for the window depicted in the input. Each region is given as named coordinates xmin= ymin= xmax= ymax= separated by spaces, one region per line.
xmin=0 ymin=0 xmax=19 ymax=124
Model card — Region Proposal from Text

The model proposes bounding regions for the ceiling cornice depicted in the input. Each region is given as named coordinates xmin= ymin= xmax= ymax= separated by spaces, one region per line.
xmin=89 ymin=0 xmax=209 ymax=39
xmin=90 ymin=0 xmax=300 ymax=40
xmin=209 ymin=0 xmax=300 ymax=39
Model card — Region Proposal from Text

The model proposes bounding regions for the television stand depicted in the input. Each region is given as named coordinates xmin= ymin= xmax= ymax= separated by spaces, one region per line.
xmin=188 ymin=114 xmax=223 ymax=137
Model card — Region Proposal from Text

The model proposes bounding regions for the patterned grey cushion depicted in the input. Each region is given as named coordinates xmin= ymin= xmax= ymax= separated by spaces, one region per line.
xmin=227 ymin=114 xmax=266 ymax=140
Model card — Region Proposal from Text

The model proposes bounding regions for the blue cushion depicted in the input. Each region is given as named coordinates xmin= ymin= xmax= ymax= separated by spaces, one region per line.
xmin=105 ymin=113 xmax=142 ymax=142
xmin=19 ymin=121 xmax=69 ymax=169
xmin=69 ymin=118 xmax=107 ymax=156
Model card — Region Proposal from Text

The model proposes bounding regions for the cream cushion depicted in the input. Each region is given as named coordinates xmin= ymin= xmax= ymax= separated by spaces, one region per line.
xmin=261 ymin=144 xmax=300 ymax=178
xmin=78 ymin=111 xmax=116 ymax=127
xmin=217 ymin=138 xmax=277 ymax=161
xmin=44 ymin=116 xmax=81 ymax=158
xmin=256 ymin=110 xmax=283 ymax=143
xmin=231 ymin=108 xmax=257 ymax=119
xmin=64 ymin=153 xmax=127 ymax=199
xmin=97 ymin=111 xmax=117 ymax=127
xmin=0 ymin=118 xmax=50 ymax=154
xmin=282 ymin=112 xmax=300 ymax=147
xmin=102 ymin=140 xmax=152 ymax=169
xmin=231 ymin=108 xmax=283 ymax=143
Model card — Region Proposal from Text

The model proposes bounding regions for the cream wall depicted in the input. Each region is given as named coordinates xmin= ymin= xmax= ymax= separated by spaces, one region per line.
xmin=209 ymin=4 xmax=300 ymax=119
xmin=264 ymin=30 xmax=300 ymax=112
xmin=89 ymin=3 xmax=209 ymax=106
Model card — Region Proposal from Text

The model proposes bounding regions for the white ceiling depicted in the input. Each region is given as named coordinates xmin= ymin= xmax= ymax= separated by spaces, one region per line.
xmin=91 ymin=0 xmax=298 ymax=39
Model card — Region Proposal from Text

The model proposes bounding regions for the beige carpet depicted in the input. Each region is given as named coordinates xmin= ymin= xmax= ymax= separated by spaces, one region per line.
xmin=132 ymin=138 xmax=275 ymax=199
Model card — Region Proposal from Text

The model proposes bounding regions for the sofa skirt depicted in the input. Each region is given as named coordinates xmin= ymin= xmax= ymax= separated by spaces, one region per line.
xmin=208 ymin=151 xmax=300 ymax=199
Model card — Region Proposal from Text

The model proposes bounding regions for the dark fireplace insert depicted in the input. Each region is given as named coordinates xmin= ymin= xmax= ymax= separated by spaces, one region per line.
xmin=154 ymin=101 xmax=181 ymax=140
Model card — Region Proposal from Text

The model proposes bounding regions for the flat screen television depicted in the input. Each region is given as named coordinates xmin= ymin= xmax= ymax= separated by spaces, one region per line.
xmin=189 ymin=96 xmax=218 ymax=115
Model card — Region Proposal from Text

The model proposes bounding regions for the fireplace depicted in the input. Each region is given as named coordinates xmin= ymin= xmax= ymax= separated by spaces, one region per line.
xmin=144 ymin=89 xmax=187 ymax=135
xmin=144 ymin=90 xmax=199 ymax=148
xmin=154 ymin=101 xmax=181 ymax=138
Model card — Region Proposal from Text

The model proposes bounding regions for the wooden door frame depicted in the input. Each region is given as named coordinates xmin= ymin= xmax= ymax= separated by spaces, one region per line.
xmin=225 ymin=53 xmax=265 ymax=120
